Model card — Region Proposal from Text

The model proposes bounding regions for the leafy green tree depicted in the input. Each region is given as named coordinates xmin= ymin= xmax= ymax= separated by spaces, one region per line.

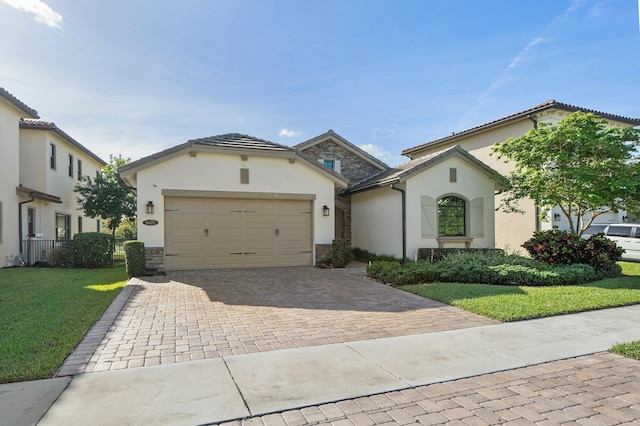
xmin=491 ymin=112 xmax=640 ymax=236
xmin=75 ymin=155 xmax=136 ymax=233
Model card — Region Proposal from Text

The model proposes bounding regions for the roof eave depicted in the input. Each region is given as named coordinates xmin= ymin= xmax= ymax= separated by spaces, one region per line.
xmin=401 ymin=101 xmax=640 ymax=158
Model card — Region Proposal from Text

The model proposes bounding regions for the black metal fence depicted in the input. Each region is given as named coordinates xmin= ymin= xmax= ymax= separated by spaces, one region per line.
xmin=21 ymin=238 xmax=133 ymax=266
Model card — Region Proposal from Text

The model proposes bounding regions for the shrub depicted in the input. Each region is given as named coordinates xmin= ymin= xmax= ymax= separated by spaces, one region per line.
xmin=124 ymin=241 xmax=145 ymax=277
xmin=366 ymin=252 xmax=601 ymax=287
xmin=331 ymin=238 xmax=351 ymax=267
xmin=582 ymin=234 xmax=623 ymax=269
xmin=416 ymin=247 xmax=505 ymax=262
xmin=71 ymin=233 xmax=115 ymax=268
xmin=522 ymin=230 xmax=623 ymax=273
xmin=50 ymin=246 xmax=73 ymax=267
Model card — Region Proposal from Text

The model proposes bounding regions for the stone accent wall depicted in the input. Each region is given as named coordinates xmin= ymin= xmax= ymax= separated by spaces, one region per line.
xmin=145 ymin=247 xmax=164 ymax=272
xmin=315 ymin=243 xmax=332 ymax=265
xmin=301 ymin=139 xmax=384 ymax=182
xmin=336 ymin=194 xmax=352 ymax=247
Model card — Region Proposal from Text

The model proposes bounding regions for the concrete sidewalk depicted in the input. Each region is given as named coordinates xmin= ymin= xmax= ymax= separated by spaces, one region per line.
xmin=4 ymin=305 xmax=640 ymax=425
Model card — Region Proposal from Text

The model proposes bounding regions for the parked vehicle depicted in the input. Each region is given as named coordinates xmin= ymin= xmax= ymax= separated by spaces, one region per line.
xmin=584 ymin=223 xmax=640 ymax=262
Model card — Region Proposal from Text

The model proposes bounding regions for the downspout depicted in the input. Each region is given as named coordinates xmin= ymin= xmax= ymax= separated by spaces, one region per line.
xmin=528 ymin=114 xmax=541 ymax=231
xmin=18 ymin=197 xmax=35 ymax=255
xmin=390 ymin=184 xmax=406 ymax=261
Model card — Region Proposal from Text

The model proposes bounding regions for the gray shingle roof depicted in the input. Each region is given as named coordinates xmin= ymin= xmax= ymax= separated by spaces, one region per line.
xmin=402 ymin=100 xmax=640 ymax=158
xmin=0 ymin=86 xmax=39 ymax=118
xmin=20 ymin=118 xmax=106 ymax=166
xmin=345 ymin=145 xmax=502 ymax=194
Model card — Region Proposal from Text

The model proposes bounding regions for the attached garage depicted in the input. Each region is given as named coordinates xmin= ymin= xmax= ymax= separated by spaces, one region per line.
xmin=118 ymin=133 xmax=347 ymax=271
xmin=164 ymin=197 xmax=313 ymax=270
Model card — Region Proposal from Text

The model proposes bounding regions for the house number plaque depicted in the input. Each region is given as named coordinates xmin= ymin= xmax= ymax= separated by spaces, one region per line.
xmin=143 ymin=220 xmax=159 ymax=226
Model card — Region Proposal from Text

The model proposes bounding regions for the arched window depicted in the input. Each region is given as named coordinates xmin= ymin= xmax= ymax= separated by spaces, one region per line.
xmin=438 ymin=196 xmax=466 ymax=236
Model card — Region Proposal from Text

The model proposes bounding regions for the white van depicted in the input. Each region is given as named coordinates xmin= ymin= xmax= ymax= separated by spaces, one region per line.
xmin=585 ymin=224 xmax=640 ymax=262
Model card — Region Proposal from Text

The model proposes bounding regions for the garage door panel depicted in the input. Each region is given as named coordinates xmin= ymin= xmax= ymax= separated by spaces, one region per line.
xmin=164 ymin=197 xmax=312 ymax=270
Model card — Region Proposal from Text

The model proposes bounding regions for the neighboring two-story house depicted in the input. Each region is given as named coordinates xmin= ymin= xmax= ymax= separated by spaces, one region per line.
xmin=0 ymin=87 xmax=106 ymax=266
xmin=401 ymin=100 xmax=640 ymax=252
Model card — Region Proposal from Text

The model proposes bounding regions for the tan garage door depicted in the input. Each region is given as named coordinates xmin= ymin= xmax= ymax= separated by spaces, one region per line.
xmin=164 ymin=197 xmax=313 ymax=270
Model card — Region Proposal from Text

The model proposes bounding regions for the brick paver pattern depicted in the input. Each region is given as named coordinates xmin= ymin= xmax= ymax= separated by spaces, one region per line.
xmin=70 ymin=266 xmax=498 ymax=374
xmin=218 ymin=352 xmax=640 ymax=426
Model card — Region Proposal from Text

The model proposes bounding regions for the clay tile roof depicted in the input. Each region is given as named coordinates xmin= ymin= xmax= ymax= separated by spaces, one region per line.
xmin=0 ymin=86 xmax=39 ymax=118
xmin=16 ymin=185 xmax=62 ymax=203
xmin=401 ymin=100 xmax=640 ymax=158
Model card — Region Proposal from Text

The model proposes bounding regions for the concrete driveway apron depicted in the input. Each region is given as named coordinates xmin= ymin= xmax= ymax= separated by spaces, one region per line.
xmin=59 ymin=264 xmax=497 ymax=375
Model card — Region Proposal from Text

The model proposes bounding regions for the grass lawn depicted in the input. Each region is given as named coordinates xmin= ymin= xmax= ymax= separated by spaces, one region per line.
xmin=610 ymin=340 xmax=640 ymax=360
xmin=0 ymin=266 xmax=128 ymax=383
xmin=401 ymin=261 xmax=640 ymax=322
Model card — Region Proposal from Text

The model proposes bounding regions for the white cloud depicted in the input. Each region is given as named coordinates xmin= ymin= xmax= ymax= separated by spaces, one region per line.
xmin=278 ymin=128 xmax=301 ymax=138
xmin=1 ymin=0 xmax=62 ymax=28
xmin=359 ymin=143 xmax=393 ymax=164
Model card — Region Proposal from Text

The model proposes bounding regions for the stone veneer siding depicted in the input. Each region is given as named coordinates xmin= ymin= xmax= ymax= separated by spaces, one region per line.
xmin=145 ymin=247 xmax=164 ymax=272
xmin=315 ymin=243 xmax=332 ymax=265
xmin=301 ymin=139 xmax=384 ymax=182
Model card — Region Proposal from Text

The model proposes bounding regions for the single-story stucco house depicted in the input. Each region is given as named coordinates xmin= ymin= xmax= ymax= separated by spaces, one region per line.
xmin=119 ymin=132 xmax=501 ymax=271
xmin=118 ymin=133 xmax=349 ymax=271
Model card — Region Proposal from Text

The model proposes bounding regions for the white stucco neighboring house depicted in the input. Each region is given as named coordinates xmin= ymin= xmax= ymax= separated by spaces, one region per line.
xmin=0 ymin=87 xmax=39 ymax=266
xmin=401 ymin=100 xmax=640 ymax=252
xmin=118 ymin=133 xmax=349 ymax=271
xmin=346 ymin=145 xmax=501 ymax=260
xmin=0 ymin=86 xmax=106 ymax=266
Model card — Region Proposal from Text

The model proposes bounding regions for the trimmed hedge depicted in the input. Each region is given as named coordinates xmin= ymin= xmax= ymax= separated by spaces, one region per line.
xmin=417 ymin=247 xmax=505 ymax=262
xmin=366 ymin=250 xmax=618 ymax=287
xmin=124 ymin=240 xmax=145 ymax=277
xmin=351 ymin=247 xmax=404 ymax=263
xmin=331 ymin=238 xmax=351 ymax=268
xmin=71 ymin=232 xmax=115 ymax=268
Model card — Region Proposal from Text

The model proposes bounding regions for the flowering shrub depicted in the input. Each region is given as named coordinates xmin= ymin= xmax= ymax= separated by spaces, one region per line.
xmin=522 ymin=230 xmax=622 ymax=271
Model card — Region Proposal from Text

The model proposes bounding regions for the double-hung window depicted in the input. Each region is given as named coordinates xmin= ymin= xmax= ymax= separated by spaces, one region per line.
xmin=56 ymin=213 xmax=71 ymax=241
xmin=50 ymin=143 xmax=57 ymax=170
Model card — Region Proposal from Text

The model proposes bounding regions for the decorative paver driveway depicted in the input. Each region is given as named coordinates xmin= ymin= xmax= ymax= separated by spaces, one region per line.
xmin=61 ymin=265 xmax=497 ymax=374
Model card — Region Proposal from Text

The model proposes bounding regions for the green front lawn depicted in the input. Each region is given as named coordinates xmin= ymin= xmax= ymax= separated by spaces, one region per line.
xmin=0 ymin=267 xmax=128 ymax=383
xmin=401 ymin=261 xmax=640 ymax=322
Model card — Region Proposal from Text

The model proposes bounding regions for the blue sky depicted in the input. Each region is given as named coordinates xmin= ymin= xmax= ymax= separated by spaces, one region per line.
xmin=1 ymin=0 xmax=639 ymax=165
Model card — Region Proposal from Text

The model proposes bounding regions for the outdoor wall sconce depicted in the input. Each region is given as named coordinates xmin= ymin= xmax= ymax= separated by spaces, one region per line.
xmin=146 ymin=201 xmax=155 ymax=214
xmin=323 ymin=205 xmax=330 ymax=216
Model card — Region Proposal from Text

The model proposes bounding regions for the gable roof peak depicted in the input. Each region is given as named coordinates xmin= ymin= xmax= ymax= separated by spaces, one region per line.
xmin=295 ymin=129 xmax=389 ymax=171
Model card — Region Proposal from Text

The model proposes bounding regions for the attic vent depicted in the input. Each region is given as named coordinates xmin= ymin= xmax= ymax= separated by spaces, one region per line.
xmin=449 ymin=168 xmax=457 ymax=183
xmin=240 ymin=168 xmax=249 ymax=184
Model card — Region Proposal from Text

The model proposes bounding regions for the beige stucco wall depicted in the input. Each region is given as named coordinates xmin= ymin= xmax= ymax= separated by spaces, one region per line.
xmin=18 ymin=129 xmax=103 ymax=242
xmin=134 ymin=151 xmax=338 ymax=261
xmin=404 ymin=156 xmax=496 ymax=258
xmin=351 ymin=187 xmax=403 ymax=258
xmin=408 ymin=119 xmax=538 ymax=251
xmin=351 ymin=155 xmax=496 ymax=259
xmin=408 ymin=111 xmax=638 ymax=249
xmin=0 ymin=101 xmax=22 ymax=264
